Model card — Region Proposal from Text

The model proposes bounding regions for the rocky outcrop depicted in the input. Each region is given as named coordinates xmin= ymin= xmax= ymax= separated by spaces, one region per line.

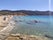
xmin=44 ymin=34 xmax=53 ymax=39
xmin=5 ymin=34 xmax=49 ymax=40
xmin=0 ymin=15 xmax=13 ymax=27
xmin=0 ymin=16 xmax=15 ymax=40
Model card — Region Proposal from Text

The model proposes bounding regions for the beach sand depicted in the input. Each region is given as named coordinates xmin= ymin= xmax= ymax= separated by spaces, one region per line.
xmin=0 ymin=27 xmax=4 ymax=30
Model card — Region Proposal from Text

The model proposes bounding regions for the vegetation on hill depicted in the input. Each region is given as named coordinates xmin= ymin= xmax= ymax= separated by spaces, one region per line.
xmin=0 ymin=10 xmax=53 ymax=15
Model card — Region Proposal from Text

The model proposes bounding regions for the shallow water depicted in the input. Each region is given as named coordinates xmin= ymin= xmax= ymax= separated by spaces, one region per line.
xmin=11 ymin=15 xmax=53 ymax=37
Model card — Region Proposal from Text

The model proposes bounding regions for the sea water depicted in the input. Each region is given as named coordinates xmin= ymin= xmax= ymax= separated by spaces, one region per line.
xmin=11 ymin=15 xmax=53 ymax=37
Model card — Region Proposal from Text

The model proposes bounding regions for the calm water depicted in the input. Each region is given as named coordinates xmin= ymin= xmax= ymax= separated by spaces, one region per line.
xmin=11 ymin=15 xmax=53 ymax=36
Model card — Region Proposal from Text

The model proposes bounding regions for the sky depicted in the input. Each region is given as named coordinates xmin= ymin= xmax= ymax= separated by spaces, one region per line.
xmin=51 ymin=0 xmax=53 ymax=11
xmin=0 ymin=0 xmax=50 ymax=11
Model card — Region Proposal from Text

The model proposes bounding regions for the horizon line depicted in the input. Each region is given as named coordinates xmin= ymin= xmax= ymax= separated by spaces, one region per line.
xmin=0 ymin=9 xmax=53 ymax=11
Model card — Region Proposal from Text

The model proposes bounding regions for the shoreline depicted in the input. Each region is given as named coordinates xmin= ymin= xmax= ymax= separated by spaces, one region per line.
xmin=5 ymin=33 xmax=49 ymax=40
xmin=0 ymin=26 xmax=50 ymax=40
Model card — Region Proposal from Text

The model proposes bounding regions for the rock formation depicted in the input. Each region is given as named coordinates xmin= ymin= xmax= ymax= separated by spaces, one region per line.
xmin=0 ymin=15 xmax=13 ymax=27
xmin=5 ymin=34 xmax=49 ymax=40
xmin=0 ymin=15 xmax=15 ymax=40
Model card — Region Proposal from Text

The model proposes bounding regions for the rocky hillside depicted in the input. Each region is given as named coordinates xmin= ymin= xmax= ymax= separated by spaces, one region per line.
xmin=0 ymin=10 xmax=53 ymax=15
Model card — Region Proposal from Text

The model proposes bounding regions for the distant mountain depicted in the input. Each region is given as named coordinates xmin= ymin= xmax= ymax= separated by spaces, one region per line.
xmin=0 ymin=10 xmax=53 ymax=15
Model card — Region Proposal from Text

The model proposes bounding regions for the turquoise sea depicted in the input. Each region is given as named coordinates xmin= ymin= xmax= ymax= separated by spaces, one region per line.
xmin=11 ymin=15 xmax=53 ymax=37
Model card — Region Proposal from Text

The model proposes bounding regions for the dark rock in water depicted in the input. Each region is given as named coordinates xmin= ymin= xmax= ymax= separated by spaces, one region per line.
xmin=26 ymin=20 xmax=38 ymax=25
xmin=26 ymin=20 xmax=45 ymax=25
xmin=14 ymin=20 xmax=18 ymax=22
xmin=44 ymin=34 xmax=53 ymax=39
xmin=33 ymin=20 xmax=38 ymax=23
xmin=32 ymin=20 xmax=39 ymax=23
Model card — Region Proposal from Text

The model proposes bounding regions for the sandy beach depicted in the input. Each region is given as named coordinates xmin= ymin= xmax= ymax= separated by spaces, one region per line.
xmin=0 ymin=27 xmax=4 ymax=30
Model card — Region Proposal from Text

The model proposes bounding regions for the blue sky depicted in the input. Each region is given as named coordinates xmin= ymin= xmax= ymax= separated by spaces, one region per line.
xmin=51 ymin=0 xmax=53 ymax=11
xmin=0 ymin=0 xmax=49 ymax=11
